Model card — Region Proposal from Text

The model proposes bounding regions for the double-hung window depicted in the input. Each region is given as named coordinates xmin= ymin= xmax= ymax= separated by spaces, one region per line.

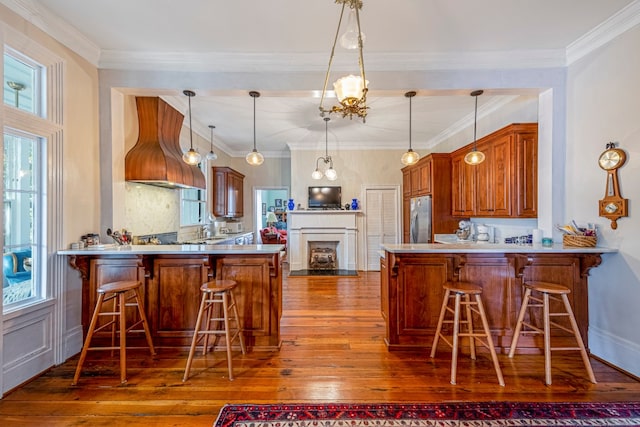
xmin=2 ymin=49 xmax=47 ymax=309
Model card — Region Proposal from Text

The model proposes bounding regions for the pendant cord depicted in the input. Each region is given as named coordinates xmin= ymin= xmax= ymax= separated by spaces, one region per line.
xmin=188 ymin=94 xmax=194 ymax=150
xmin=409 ymin=95 xmax=413 ymax=150
xmin=473 ymin=94 xmax=478 ymax=150
xmin=253 ymin=94 xmax=256 ymax=150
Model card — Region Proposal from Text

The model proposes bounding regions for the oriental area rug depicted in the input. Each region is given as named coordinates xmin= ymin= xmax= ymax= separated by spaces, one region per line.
xmin=214 ymin=402 xmax=640 ymax=427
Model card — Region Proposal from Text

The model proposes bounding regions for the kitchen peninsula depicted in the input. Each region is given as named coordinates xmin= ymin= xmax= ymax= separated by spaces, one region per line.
xmin=380 ymin=243 xmax=616 ymax=352
xmin=59 ymin=244 xmax=284 ymax=350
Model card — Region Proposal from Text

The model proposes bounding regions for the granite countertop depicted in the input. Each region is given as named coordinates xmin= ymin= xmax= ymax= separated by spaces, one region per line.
xmin=381 ymin=242 xmax=616 ymax=254
xmin=58 ymin=244 xmax=284 ymax=256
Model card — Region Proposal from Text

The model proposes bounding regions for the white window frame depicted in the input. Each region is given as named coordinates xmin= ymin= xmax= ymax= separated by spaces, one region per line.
xmin=2 ymin=27 xmax=64 ymax=315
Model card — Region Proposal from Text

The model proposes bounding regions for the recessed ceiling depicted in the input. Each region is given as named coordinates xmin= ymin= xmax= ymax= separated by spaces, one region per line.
xmin=3 ymin=0 xmax=636 ymax=156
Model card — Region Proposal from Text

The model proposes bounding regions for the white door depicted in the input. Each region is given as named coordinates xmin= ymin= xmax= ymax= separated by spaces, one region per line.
xmin=362 ymin=186 xmax=401 ymax=271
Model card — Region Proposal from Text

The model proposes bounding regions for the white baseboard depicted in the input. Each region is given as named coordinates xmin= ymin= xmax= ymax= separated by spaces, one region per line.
xmin=589 ymin=325 xmax=640 ymax=377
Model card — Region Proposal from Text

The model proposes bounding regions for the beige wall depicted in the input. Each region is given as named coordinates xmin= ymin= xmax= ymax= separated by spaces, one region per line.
xmin=567 ymin=24 xmax=640 ymax=376
xmin=0 ymin=6 xmax=101 ymax=246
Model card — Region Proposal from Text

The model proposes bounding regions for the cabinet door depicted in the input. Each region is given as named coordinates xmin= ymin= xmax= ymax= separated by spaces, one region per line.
xmin=402 ymin=197 xmax=411 ymax=243
xmin=475 ymin=135 xmax=512 ymax=217
xmin=402 ymin=169 xmax=411 ymax=197
xmin=148 ymin=256 xmax=209 ymax=342
xmin=227 ymin=172 xmax=244 ymax=217
xmin=212 ymin=168 xmax=228 ymax=217
xmin=419 ymin=160 xmax=432 ymax=194
xmin=451 ymin=152 xmax=474 ymax=217
xmin=515 ymin=130 xmax=538 ymax=217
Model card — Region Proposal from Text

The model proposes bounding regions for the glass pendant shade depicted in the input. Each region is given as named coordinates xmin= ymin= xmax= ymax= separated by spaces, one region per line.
xmin=206 ymin=124 xmax=218 ymax=161
xmin=333 ymin=75 xmax=368 ymax=104
xmin=183 ymin=148 xmax=201 ymax=165
xmin=311 ymin=168 xmax=323 ymax=180
xmin=246 ymin=149 xmax=264 ymax=166
xmin=339 ymin=8 xmax=366 ymax=49
xmin=246 ymin=91 xmax=264 ymax=166
xmin=401 ymin=149 xmax=420 ymax=166
xmin=325 ymin=167 xmax=338 ymax=181
xmin=464 ymin=150 xmax=486 ymax=165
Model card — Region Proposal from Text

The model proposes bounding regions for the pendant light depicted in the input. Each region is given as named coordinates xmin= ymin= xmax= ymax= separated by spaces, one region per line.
xmin=182 ymin=90 xmax=202 ymax=166
xmin=206 ymin=125 xmax=218 ymax=161
xmin=401 ymin=91 xmax=420 ymax=166
xmin=464 ymin=90 xmax=486 ymax=165
xmin=312 ymin=117 xmax=338 ymax=181
xmin=246 ymin=91 xmax=264 ymax=166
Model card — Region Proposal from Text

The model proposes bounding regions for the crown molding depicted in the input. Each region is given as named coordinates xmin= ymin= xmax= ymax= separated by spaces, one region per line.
xmin=424 ymin=96 xmax=519 ymax=149
xmin=0 ymin=0 xmax=101 ymax=65
xmin=567 ymin=0 xmax=640 ymax=65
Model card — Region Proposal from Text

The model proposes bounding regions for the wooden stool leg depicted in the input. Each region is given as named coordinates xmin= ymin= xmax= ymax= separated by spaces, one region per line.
xmin=229 ymin=290 xmax=246 ymax=354
xmin=183 ymin=292 xmax=208 ymax=382
xmin=543 ymin=292 xmax=552 ymax=385
xmin=134 ymin=287 xmax=156 ymax=356
xmin=464 ymin=294 xmax=476 ymax=360
xmin=221 ymin=291 xmax=235 ymax=381
xmin=475 ymin=295 xmax=505 ymax=386
xmin=430 ymin=289 xmax=451 ymax=358
xmin=201 ymin=297 xmax=213 ymax=355
xmin=450 ymin=292 xmax=461 ymax=385
xmin=118 ymin=292 xmax=127 ymax=383
xmin=72 ymin=294 xmax=105 ymax=385
xmin=561 ymin=294 xmax=597 ymax=383
xmin=508 ymin=287 xmax=532 ymax=358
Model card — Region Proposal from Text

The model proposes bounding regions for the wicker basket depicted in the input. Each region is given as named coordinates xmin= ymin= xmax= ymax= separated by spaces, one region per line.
xmin=563 ymin=235 xmax=597 ymax=247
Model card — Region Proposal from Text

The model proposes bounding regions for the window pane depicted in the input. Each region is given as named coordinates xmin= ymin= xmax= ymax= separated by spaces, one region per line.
xmin=3 ymin=132 xmax=40 ymax=307
xmin=3 ymin=133 xmax=34 ymax=191
xmin=3 ymin=52 xmax=40 ymax=115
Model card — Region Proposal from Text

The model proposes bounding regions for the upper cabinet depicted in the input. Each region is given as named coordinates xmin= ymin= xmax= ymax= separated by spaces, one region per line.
xmin=401 ymin=154 xmax=459 ymax=243
xmin=212 ymin=166 xmax=245 ymax=218
xmin=450 ymin=123 xmax=538 ymax=218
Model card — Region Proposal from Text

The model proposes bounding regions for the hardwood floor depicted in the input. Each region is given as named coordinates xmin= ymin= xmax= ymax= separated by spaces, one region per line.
xmin=1 ymin=270 xmax=639 ymax=426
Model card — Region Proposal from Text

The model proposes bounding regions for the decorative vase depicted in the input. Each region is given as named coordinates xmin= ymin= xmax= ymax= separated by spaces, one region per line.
xmin=351 ymin=198 xmax=359 ymax=211
xmin=287 ymin=198 xmax=295 ymax=211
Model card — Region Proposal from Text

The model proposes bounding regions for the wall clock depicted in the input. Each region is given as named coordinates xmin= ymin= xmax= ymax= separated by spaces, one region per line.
xmin=598 ymin=142 xmax=628 ymax=229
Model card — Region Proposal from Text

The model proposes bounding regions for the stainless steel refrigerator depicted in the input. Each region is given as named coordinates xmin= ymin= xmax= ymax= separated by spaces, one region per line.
xmin=409 ymin=195 xmax=432 ymax=243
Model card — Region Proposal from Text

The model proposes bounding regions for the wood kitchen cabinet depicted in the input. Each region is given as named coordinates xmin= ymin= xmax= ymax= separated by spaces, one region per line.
xmin=212 ymin=166 xmax=245 ymax=218
xmin=451 ymin=123 xmax=538 ymax=218
xmin=401 ymin=154 xmax=460 ymax=243
xmin=450 ymin=152 xmax=475 ymax=217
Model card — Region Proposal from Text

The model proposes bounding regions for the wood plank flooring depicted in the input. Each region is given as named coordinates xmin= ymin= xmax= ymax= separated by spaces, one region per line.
xmin=1 ymin=270 xmax=639 ymax=426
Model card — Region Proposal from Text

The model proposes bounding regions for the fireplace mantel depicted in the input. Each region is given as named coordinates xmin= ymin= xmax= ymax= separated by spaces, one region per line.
xmin=287 ymin=210 xmax=361 ymax=271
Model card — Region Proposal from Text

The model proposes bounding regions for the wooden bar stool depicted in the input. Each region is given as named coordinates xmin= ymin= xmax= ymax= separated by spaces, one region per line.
xmin=430 ymin=281 xmax=505 ymax=386
xmin=72 ymin=280 xmax=156 ymax=385
xmin=508 ymin=281 xmax=596 ymax=385
xmin=183 ymin=279 xmax=246 ymax=381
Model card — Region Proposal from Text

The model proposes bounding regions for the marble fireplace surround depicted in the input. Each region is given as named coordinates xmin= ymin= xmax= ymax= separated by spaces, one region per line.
xmin=287 ymin=211 xmax=359 ymax=271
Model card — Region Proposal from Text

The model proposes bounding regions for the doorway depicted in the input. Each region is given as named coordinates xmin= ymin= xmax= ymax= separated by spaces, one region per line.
xmin=361 ymin=185 xmax=402 ymax=271
xmin=253 ymin=187 xmax=289 ymax=243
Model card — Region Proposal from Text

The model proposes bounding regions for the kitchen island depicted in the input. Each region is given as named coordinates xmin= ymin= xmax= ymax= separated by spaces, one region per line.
xmin=59 ymin=244 xmax=284 ymax=350
xmin=380 ymin=243 xmax=616 ymax=352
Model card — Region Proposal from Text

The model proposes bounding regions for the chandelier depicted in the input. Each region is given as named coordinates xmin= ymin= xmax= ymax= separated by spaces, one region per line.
xmin=319 ymin=0 xmax=369 ymax=122
xmin=312 ymin=117 xmax=338 ymax=181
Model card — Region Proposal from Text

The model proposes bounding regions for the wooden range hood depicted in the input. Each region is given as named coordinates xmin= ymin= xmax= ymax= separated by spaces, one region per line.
xmin=125 ymin=97 xmax=206 ymax=189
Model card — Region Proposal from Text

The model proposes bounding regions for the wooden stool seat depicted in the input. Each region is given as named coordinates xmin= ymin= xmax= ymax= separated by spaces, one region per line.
xmin=508 ymin=281 xmax=596 ymax=385
xmin=183 ymin=279 xmax=246 ymax=382
xmin=72 ymin=280 xmax=156 ymax=385
xmin=430 ymin=281 xmax=505 ymax=386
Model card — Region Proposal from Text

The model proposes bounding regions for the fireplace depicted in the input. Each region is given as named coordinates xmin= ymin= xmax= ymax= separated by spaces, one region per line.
xmin=308 ymin=241 xmax=338 ymax=270
xmin=287 ymin=211 xmax=359 ymax=272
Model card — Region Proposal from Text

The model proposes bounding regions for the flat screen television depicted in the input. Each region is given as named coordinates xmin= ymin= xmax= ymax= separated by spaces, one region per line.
xmin=308 ymin=186 xmax=342 ymax=209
